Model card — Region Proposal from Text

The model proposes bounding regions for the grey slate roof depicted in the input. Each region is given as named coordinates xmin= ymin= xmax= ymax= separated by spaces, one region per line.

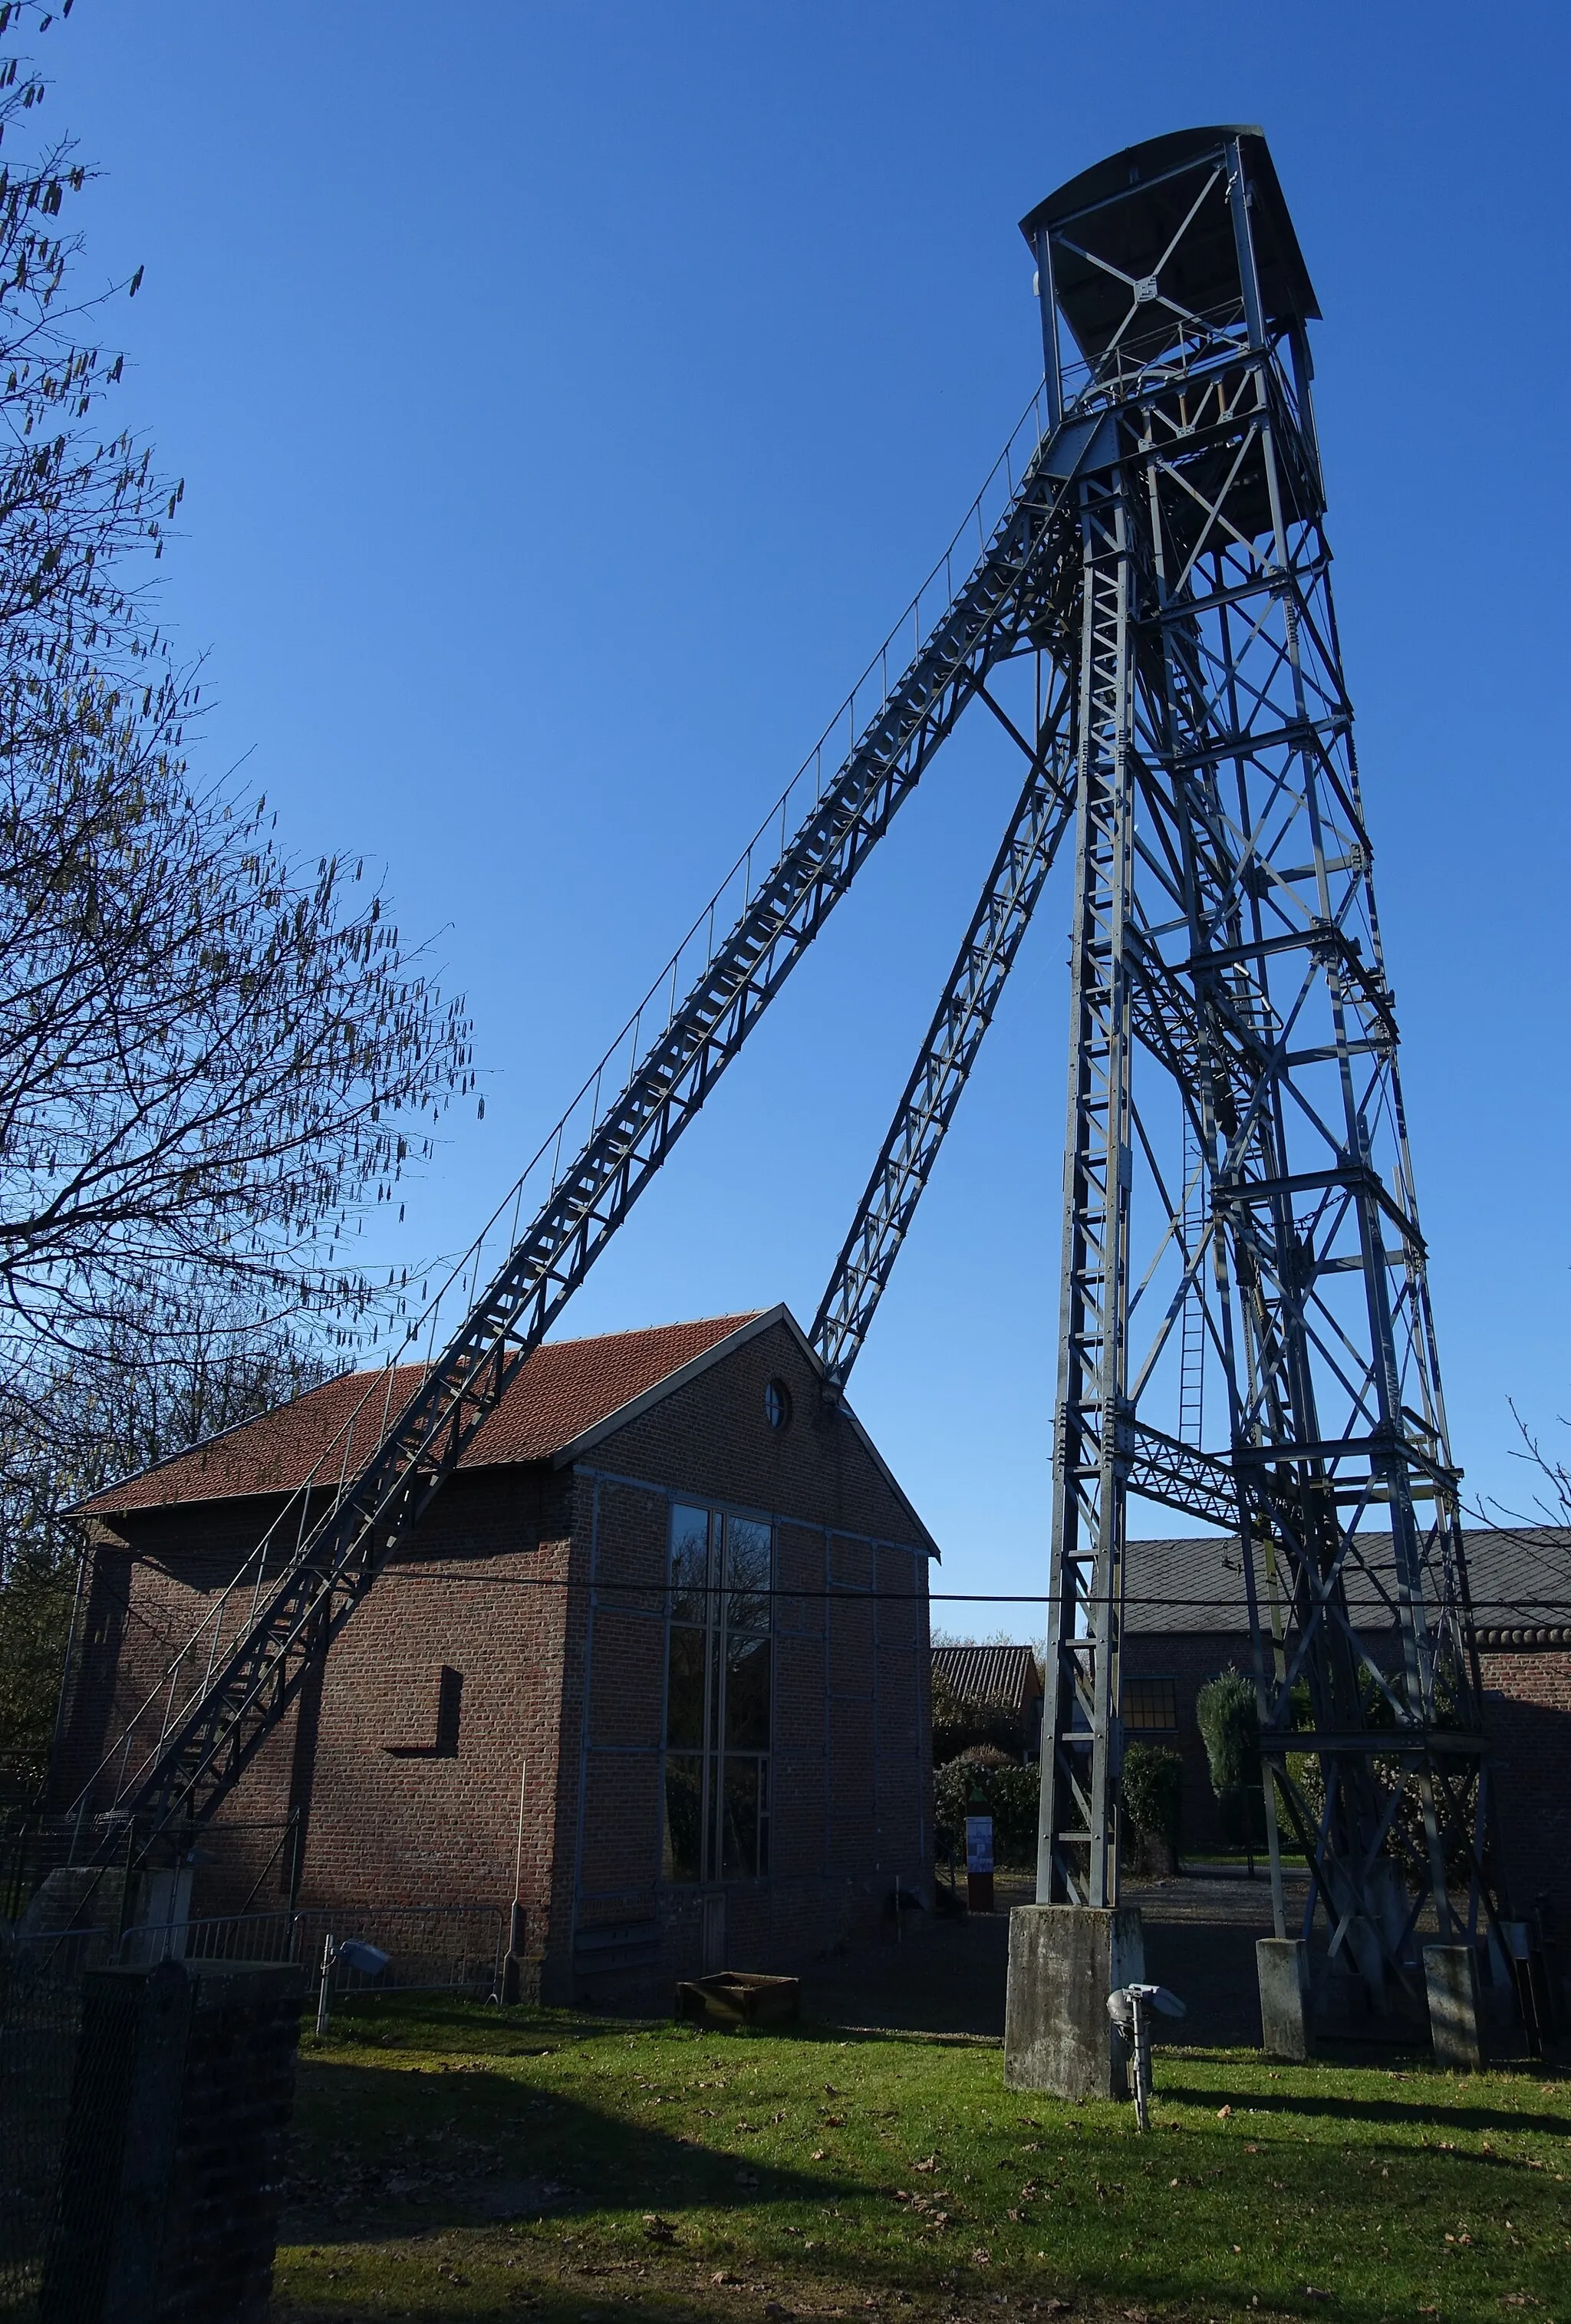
xmin=1122 ymin=1529 xmax=1571 ymax=1641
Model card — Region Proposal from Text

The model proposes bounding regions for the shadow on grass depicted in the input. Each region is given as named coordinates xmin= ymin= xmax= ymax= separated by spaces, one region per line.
xmin=1173 ymin=2077 xmax=1567 ymax=2138
xmin=271 ymin=2002 xmax=1570 ymax=2324
xmin=283 ymin=2050 xmax=851 ymax=2249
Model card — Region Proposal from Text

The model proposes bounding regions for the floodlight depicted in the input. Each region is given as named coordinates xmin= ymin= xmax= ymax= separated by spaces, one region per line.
xmin=334 ymin=1938 xmax=390 ymax=1977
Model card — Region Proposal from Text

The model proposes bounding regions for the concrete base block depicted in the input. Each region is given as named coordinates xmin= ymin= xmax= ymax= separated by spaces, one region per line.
xmin=1004 ymin=1904 xmax=1144 ymax=2098
xmin=1256 ymin=1937 xmax=1312 ymax=2060
xmin=1424 ymin=1943 xmax=1484 ymax=2071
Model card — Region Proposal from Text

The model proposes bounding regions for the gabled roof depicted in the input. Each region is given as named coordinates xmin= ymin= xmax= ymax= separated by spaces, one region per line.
xmin=77 ymin=1303 xmax=940 ymax=1556
xmin=80 ymin=1312 xmax=763 ymax=1516
xmin=931 ymin=1642 xmax=1043 ymax=1709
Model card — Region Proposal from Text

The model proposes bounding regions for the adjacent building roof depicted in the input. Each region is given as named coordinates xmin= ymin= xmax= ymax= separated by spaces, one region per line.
xmin=80 ymin=1312 xmax=764 ymax=1516
xmin=1122 ymin=1529 xmax=1571 ymax=1641
xmin=931 ymin=1642 xmax=1043 ymax=1709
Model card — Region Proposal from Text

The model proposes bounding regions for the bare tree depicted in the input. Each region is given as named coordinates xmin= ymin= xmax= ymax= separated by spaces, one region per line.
xmin=0 ymin=5 xmax=487 ymax=1796
xmin=0 ymin=10 xmax=475 ymax=1384
xmin=0 ymin=1283 xmax=332 ymax=1802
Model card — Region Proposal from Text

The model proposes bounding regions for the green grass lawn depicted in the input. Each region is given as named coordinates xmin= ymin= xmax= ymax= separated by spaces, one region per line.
xmin=272 ymin=1996 xmax=1570 ymax=2324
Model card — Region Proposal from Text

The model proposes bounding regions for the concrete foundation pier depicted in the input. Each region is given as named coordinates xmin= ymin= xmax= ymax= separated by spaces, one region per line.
xmin=1003 ymin=1903 xmax=1144 ymax=2097
xmin=1424 ymin=1943 xmax=1484 ymax=2071
xmin=1256 ymin=1936 xmax=1312 ymax=2059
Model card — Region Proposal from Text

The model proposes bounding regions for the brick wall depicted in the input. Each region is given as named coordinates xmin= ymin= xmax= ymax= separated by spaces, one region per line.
xmin=557 ymin=1319 xmax=934 ymax=2004
xmin=1479 ymin=1648 xmax=1571 ymax=1937
xmin=1121 ymin=1629 xmax=1571 ymax=1926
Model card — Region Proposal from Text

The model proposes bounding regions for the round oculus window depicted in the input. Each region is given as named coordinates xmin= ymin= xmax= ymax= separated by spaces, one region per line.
xmin=763 ymin=1378 xmax=792 ymax=1430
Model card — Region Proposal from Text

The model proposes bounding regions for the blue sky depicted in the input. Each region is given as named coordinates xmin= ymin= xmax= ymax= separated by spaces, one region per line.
xmin=39 ymin=2 xmax=1571 ymax=1619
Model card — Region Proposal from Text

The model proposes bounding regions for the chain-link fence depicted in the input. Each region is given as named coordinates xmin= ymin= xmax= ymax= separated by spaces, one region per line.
xmin=1 ymin=1927 xmax=111 ymax=2315
xmin=1 ymin=1898 xmax=506 ymax=2313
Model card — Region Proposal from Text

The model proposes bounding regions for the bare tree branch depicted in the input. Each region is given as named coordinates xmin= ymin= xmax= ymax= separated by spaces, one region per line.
xmin=0 ymin=12 xmax=476 ymax=1387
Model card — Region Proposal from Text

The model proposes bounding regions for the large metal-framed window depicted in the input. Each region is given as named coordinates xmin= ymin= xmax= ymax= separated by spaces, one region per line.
xmin=662 ymin=1503 xmax=772 ymax=1883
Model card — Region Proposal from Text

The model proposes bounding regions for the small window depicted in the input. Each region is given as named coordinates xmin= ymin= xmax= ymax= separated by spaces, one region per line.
xmin=763 ymin=1378 xmax=792 ymax=1430
xmin=1124 ymin=1674 xmax=1178 ymax=1732
xmin=436 ymin=1665 xmax=464 ymax=1754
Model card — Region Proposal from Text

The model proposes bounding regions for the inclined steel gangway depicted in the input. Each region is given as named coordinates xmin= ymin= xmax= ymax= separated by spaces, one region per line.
xmin=75 ymin=383 xmax=1096 ymax=1855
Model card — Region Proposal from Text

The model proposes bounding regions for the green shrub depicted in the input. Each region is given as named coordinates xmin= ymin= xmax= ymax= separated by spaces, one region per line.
xmin=930 ymin=1664 xmax=1032 ymax=1765
xmin=1121 ymin=1740 xmax=1183 ymax=1871
xmin=1195 ymin=1666 xmax=1264 ymax=1867
xmin=934 ymin=1752 xmax=1040 ymax=1869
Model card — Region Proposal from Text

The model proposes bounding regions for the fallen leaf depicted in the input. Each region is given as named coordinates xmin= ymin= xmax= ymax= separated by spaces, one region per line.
xmin=1217 ymin=2105 xmax=1233 ymax=2121
xmin=970 ymin=2249 xmax=992 ymax=2266
xmin=914 ymin=2155 xmax=939 ymax=2173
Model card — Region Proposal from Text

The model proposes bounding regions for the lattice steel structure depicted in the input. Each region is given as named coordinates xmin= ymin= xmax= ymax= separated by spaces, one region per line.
xmin=68 ymin=128 xmax=1502 ymax=2012
xmin=1010 ymin=129 xmax=1500 ymax=1990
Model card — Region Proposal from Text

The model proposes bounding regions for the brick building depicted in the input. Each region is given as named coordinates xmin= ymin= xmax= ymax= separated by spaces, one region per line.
xmin=1119 ymin=1529 xmax=1571 ymax=1931
xmin=930 ymin=1642 xmax=1044 ymax=1761
xmin=59 ymin=1307 xmax=937 ymax=2006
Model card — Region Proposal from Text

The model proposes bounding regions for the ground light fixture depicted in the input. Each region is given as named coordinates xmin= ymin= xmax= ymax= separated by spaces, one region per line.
xmin=1105 ymin=1983 xmax=1187 ymax=2130
xmin=314 ymin=1934 xmax=391 ymax=2036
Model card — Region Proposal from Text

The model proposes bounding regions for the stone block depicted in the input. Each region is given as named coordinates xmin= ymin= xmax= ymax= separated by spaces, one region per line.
xmin=1256 ymin=1936 xmax=1312 ymax=2059
xmin=1003 ymin=1902 xmax=1144 ymax=2097
xmin=1424 ymin=1943 xmax=1484 ymax=2072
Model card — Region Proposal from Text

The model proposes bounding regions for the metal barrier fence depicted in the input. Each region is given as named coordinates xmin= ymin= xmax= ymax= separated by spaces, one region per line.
xmin=117 ymin=1900 xmax=509 ymax=2000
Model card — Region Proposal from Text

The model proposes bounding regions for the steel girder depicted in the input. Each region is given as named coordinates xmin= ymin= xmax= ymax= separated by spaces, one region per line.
xmin=809 ymin=671 xmax=1075 ymax=1388
xmin=1025 ymin=133 xmax=1501 ymax=1987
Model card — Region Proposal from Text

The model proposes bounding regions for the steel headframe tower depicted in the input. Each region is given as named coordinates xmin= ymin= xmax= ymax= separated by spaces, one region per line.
xmin=1020 ymin=127 xmax=1501 ymax=2004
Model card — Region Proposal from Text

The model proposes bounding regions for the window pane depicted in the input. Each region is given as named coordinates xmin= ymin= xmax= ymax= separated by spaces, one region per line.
xmin=725 ymin=1633 xmax=771 ymax=1749
xmin=1125 ymin=1675 xmax=1178 ymax=1731
xmin=663 ymin=1754 xmax=705 ymax=1882
xmin=667 ymin=1626 xmax=708 ymax=1746
xmin=720 ymin=1756 xmax=760 ymax=1879
xmin=725 ymin=1516 xmax=771 ymax=1633
xmin=670 ymin=1505 xmax=712 ymax=1623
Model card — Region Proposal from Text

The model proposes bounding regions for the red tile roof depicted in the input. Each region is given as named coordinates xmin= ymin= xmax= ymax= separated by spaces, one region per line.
xmin=82 ymin=1313 xmax=765 ymax=1516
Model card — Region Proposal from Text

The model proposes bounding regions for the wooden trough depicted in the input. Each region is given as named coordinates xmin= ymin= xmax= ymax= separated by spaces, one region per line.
xmin=674 ymin=1971 xmax=800 ymax=2028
